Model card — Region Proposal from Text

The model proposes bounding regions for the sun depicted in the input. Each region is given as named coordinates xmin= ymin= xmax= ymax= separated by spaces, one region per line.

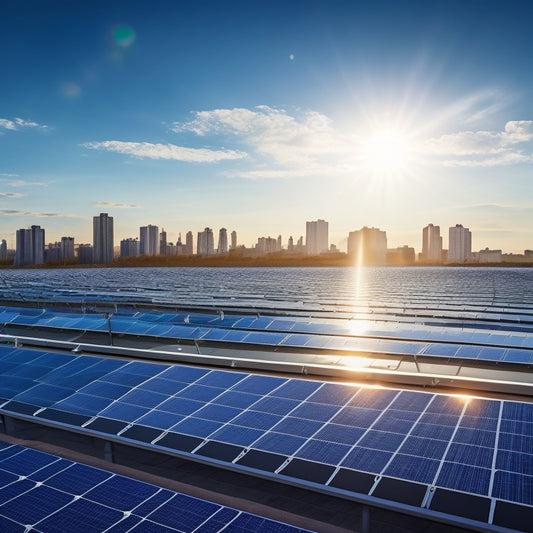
xmin=360 ymin=126 xmax=414 ymax=178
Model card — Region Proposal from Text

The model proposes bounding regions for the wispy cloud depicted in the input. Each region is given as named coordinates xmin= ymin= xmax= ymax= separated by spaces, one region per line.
xmin=0 ymin=117 xmax=47 ymax=131
xmin=92 ymin=201 xmax=142 ymax=208
xmin=0 ymin=192 xmax=24 ymax=198
xmin=83 ymin=140 xmax=246 ymax=163
xmin=0 ymin=179 xmax=50 ymax=187
xmin=0 ymin=209 xmax=83 ymax=218
xmin=173 ymin=106 xmax=350 ymax=177
xmin=424 ymin=120 xmax=533 ymax=167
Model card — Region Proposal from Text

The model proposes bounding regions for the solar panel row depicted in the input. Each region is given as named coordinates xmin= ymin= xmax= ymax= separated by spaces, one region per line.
xmin=0 ymin=441 xmax=314 ymax=533
xmin=0 ymin=345 xmax=532 ymax=531
xmin=2 ymin=306 xmax=533 ymax=366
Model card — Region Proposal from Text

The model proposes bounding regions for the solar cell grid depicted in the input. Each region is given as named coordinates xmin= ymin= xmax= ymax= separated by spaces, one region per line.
xmin=251 ymin=396 xmax=300 ymax=415
xmin=171 ymin=417 xmax=224 ymax=438
xmin=291 ymin=402 xmax=341 ymax=422
xmin=496 ymin=450 xmax=533 ymax=475
xmin=383 ymin=454 xmax=440 ymax=484
xmin=210 ymin=425 xmax=265 ymax=447
xmin=272 ymin=417 xmax=324 ymax=438
xmin=269 ymin=379 xmax=321 ymax=400
xmin=3 ymin=345 xmax=533 ymax=531
xmin=313 ymin=423 xmax=365 ymax=445
xmin=115 ymin=388 xmax=169 ymax=408
xmin=436 ymin=462 xmax=492 ymax=495
xmin=348 ymin=388 xmax=398 ymax=409
xmin=341 ymin=446 xmax=392 ymax=473
xmin=52 ymin=393 xmax=112 ymax=415
xmin=0 ymin=441 xmax=315 ymax=533
xmin=232 ymin=374 xmax=286 ymax=395
xmin=445 ymin=443 xmax=494 ymax=468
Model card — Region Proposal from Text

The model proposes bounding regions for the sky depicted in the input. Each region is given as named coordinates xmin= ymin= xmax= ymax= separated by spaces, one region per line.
xmin=1 ymin=0 xmax=533 ymax=253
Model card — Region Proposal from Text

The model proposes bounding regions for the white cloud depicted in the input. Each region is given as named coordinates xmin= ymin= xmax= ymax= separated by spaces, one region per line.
xmin=92 ymin=201 xmax=142 ymax=208
xmin=0 ymin=209 xmax=83 ymax=218
xmin=83 ymin=140 xmax=246 ymax=163
xmin=0 ymin=192 xmax=24 ymax=198
xmin=424 ymin=120 xmax=533 ymax=167
xmin=0 ymin=117 xmax=46 ymax=131
xmin=172 ymin=106 xmax=533 ymax=177
xmin=173 ymin=106 xmax=348 ymax=173
xmin=0 ymin=179 xmax=50 ymax=187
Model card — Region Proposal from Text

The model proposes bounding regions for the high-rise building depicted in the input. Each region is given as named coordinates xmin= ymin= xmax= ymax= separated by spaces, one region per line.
xmin=160 ymin=228 xmax=167 ymax=255
xmin=93 ymin=213 xmax=114 ymax=264
xmin=0 ymin=239 xmax=7 ymax=260
xmin=448 ymin=224 xmax=472 ymax=263
xmin=255 ymin=236 xmax=279 ymax=255
xmin=197 ymin=228 xmax=214 ymax=256
xmin=347 ymin=226 xmax=387 ymax=265
xmin=422 ymin=224 xmax=443 ymax=262
xmin=61 ymin=237 xmax=75 ymax=260
xmin=120 ymin=238 xmax=140 ymax=257
xmin=185 ymin=231 xmax=194 ymax=255
xmin=77 ymin=244 xmax=93 ymax=264
xmin=305 ymin=219 xmax=329 ymax=255
xmin=217 ymin=228 xmax=228 ymax=254
xmin=140 ymin=225 xmax=160 ymax=255
xmin=287 ymin=236 xmax=294 ymax=253
xmin=14 ymin=225 xmax=45 ymax=267
xmin=230 ymin=230 xmax=237 ymax=250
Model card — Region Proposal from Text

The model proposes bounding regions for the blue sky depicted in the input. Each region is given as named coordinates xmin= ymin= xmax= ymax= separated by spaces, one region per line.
xmin=1 ymin=0 xmax=533 ymax=253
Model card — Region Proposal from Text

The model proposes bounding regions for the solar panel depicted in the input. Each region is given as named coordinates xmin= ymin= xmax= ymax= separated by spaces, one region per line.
xmin=0 ymin=441 xmax=315 ymax=533
xmin=4 ymin=304 xmax=533 ymax=368
xmin=1 ymin=345 xmax=533 ymax=532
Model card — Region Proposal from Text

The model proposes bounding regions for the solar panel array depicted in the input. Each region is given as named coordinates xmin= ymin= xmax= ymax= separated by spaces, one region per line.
xmin=2 ymin=305 xmax=533 ymax=367
xmin=0 ymin=440 xmax=314 ymax=533
xmin=0 ymin=345 xmax=532 ymax=531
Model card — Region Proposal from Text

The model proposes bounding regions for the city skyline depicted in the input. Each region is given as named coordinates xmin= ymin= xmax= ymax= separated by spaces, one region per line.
xmin=2 ymin=2 xmax=533 ymax=253
xmin=3 ymin=213 xmax=530 ymax=262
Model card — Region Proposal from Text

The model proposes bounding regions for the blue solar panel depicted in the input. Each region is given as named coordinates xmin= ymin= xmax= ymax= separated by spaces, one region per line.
xmin=2 ymin=344 xmax=533 ymax=531
xmin=193 ymin=403 xmax=242 ymax=423
xmin=357 ymin=430 xmax=405 ymax=451
xmin=13 ymin=384 xmax=74 ymax=406
xmin=232 ymin=374 xmax=286 ymax=395
xmin=172 ymin=417 xmax=224 ymax=437
xmin=0 ymin=441 xmax=315 ymax=532
xmin=446 ymin=443 xmax=494 ymax=468
xmin=492 ymin=471 xmax=533 ymax=505
xmin=137 ymin=410 xmax=185 ymax=429
xmin=99 ymin=402 xmax=150 ymax=422
xmin=436 ymin=463 xmax=491 ymax=495
xmin=384 ymin=454 xmax=440 ymax=484
xmin=158 ymin=396 xmax=205 ymax=416
xmin=232 ymin=411 xmax=282 ymax=430
xmin=398 ymin=436 xmax=448 ymax=459
xmin=116 ymin=389 xmax=169 ymax=408
xmin=296 ymin=440 xmax=351 ymax=464
xmin=251 ymin=396 xmax=300 ymax=415
xmin=253 ymin=432 xmax=307 ymax=455
xmin=341 ymin=447 xmax=392 ymax=473
xmin=308 ymin=383 xmax=358 ymax=405
xmin=313 ymin=424 xmax=365 ymax=445
xmin=290 ymin=402 xmax=341 ymax=422
xmin=53 ymin=393 xmax=112 ymax=415
xmin=210 ymin=425 xmax=265 ymax=447
xmin=270 ymin=379 xmax=322 ymax=400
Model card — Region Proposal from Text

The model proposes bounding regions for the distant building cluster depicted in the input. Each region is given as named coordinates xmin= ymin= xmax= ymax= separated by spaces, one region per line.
xmin=0 ymin=214 xmax=530 ymax=267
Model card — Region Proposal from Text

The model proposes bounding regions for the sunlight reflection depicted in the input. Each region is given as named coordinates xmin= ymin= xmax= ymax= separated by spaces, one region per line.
xmin=342 ymin=355 xmax=375 ymax=370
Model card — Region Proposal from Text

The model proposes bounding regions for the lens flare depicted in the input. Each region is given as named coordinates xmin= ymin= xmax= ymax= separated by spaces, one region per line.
xmin=113 ymin=25 xmax=136 ymax=48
